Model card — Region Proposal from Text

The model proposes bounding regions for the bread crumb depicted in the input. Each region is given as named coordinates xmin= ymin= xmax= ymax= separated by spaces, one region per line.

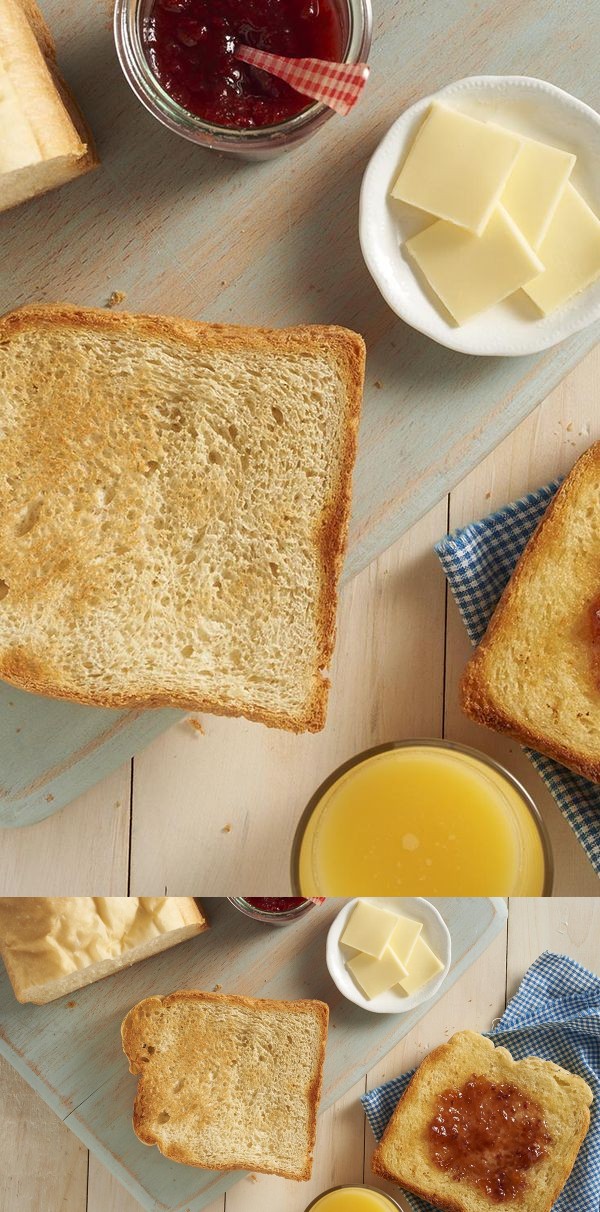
xmin=15 ymin=727 xmax=21 ymax=734
xmin=248 ymin=1174 xmax=259 ymax=1183
xmin=374 ymin=379 xmax=383 ymax=389
xmin=45 ymin=793 xmax=54 ymax=803
xmin=485 ymin=491 xmax=491 ymax=499
xmin=213 ymin=983 xmax=223 ymax=992
xmin=222 ymin=823 xmax=232 ymax=833
xmin=566 ymin=421 xmax=573 ymax=431
xmin=66 ymin=1000 xmax=77 ymax=1008
xmin=106 ymin=291 xmax=126 ymax=308
xmin=188 ymin=716 xmax=205 ymax=734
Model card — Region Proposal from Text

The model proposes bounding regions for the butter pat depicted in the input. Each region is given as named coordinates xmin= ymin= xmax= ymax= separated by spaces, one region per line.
xmin=502 ymin=134 xmax=575 ymax=249
xmin=399 ymin=935 xmax=444 ymax=996
xmin=523 ymin=183 xmax=600 ymax=315
xmin=406 ymin=204 xmax=544 ymax=324
xmin=391 ymin=103 xmax=521 ymax=235
xmin=341 ymin=900 xmax=399 ymax=958
xmin=347 ymin=947 xmax=408 ymax=1000
xmin=387 ymin=915 xmax=422 ymax=967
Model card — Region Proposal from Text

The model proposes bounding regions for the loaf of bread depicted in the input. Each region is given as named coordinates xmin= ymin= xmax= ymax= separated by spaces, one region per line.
xmin=461 ymin=443 xmax=600 ymax=781
xmin=371 ymin=1030 xmax=592 ymax=1212
xmin=121 ymin=989 xmax=329 ymax=1180
xmin=0 ymin=897 xmax=208 ymax=1003
xmin=0 ymin=0 xmax=97 ymax=213
xmin=0 ymin=304 xmax=364 ymax=731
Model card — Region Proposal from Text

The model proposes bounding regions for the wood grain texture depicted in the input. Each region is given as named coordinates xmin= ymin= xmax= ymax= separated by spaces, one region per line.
xmin=0 ymin=898 xmax=506 ymax=1211
xmin=1 ymin=0 xmax=599 ymax=828
xmin=3 ymin=899 xmax=597 ymax=1212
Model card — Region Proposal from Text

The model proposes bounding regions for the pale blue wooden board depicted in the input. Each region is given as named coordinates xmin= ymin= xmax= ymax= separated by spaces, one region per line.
xmin=0 ymin=897 xmax=507 ymax=1211
xmin=1 ymin=0 xmax=599 ymax=828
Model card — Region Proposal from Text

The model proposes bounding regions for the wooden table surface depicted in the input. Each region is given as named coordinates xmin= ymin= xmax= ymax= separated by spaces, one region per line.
xmin=1 ymin=897 xmax=597 ymax=1212
xmin=2 ymin=348 xmax=599 ymax=896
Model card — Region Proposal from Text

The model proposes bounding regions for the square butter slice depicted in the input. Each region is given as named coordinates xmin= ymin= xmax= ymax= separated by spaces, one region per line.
xmin=399 ymin=934 xmax=444 ymax=996
xmin=523 ymin=182 xmax=600 ymax=315
xmin=406 ymin=204 xmax=544 ymax=324
xmin=340 ymin=900 xmax=399 ymax=958
xmin=391 ymin=103 xmax=521 ymax=235
xmin=347 ymin=947 xmax=408 ymax=1000
xmin=388 ymin=915 xmax=422 ymax=967
xmin=501 ymin=134 xmax=575 ymax=248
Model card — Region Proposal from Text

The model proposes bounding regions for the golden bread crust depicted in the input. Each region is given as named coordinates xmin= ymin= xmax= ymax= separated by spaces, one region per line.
xmin=460 ymin=442 xmax=600 ymax=782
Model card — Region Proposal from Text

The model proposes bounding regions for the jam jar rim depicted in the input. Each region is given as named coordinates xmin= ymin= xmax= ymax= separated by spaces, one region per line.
xmin=114 ymin=0 xmax=373 ymax=148
xmin=228 ymin=895 xmax=318 ymax=922
xmin=290 ymin=738 xmax=555 ymax=897
xmin=303 ymin=1187 xmax=404 ymax=1211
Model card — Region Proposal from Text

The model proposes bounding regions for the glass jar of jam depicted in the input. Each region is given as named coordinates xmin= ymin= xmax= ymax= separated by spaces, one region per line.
xmin=114 ymin=0 xmax=372 ymax=158
xmin=228 ymin=895 xmax=323 ymax=924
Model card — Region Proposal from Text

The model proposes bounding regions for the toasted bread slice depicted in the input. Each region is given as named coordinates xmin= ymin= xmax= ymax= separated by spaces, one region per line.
xmin=121 ymin=989 xmax=329 ymax=1180
xmin=0 ymin=0 xmax=98 ymax=213
xmin=372 ymin=1031 xmax=592 ymax=1212
xmin=0 ymin=897 xmax=208 ymax=1003
xmin=460 ymin=443 xmax=600 ymax=780
xmin=0 ymin=304 xmax=365 ymax=731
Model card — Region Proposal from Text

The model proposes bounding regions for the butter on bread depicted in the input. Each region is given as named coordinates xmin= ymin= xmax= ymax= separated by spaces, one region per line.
xmin=0 ymin=0 xmax=97 ymax=213
xmin=372 ymin=1030 xmax=592 ymax=1212
xmin=121 ymin=989 xmax=329 ymax=1180
xmin=460 ymin=443 xmax=600 ymax=781
xmin=0 ymin=897 xmax=208 ymax=1003
xmin=0 ymin=304 xmax=364 ymax=732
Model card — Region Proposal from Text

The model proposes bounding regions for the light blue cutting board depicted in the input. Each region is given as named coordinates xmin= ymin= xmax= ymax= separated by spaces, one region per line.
xmin=0 ymin=897 xmax=507 ymax=1212
xmin=1 ymin=0 xmax=599 ymax=827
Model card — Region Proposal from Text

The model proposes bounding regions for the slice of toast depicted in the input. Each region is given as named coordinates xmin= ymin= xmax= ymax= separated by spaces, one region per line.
xmin=121 ymin=990 xmax=329 ymax=1180
xmin=0 ymin=897 xmax=208 ymax=1003
xmin=0 ymin=0 xmax=98 ymax=213
xmin=460 ymin=443 xmax=600 ymax=780
xmin=0 ymin=304 xmax=365 ymax=731
xmin=371 ymin=1031 xmax=592 ymax=1212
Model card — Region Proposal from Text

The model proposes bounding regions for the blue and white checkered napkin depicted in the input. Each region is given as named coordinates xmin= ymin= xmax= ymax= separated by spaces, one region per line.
xmin=435 ymin=482 xmax=600 ymax=877
xmin=362 ymin=951 xmax=600 ymax=1212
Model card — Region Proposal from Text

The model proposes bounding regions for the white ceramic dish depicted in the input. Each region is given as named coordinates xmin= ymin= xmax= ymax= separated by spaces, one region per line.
xmin=326 ymin=897 xmax=451 ymax=1014
xmin=359 ymin=75 xmax=600 ymax=356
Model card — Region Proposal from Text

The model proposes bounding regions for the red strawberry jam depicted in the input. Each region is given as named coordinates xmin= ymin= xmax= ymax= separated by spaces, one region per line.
xmin=144 ymin=0 xmax=344 ymax=128
xmin=244 ymin=897 xmax=308 ymax=912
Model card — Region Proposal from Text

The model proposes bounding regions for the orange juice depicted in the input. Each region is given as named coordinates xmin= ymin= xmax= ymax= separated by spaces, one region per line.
xmin=296 ymin=743 xmax=550 ymax=895
xmin=307 ymin=1189 xmax=400 ymax=1212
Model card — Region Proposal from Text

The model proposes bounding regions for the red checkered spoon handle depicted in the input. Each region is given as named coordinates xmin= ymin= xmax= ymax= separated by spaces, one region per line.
xmin=235 ymin=45 xmax=369 ymax=116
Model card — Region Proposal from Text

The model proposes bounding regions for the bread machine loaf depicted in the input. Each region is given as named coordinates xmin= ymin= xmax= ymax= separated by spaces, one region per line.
xmin=0 ymin=897 xmax=208 ymax=1003
xmin=0 ymin=0 xmax=97 ymax=213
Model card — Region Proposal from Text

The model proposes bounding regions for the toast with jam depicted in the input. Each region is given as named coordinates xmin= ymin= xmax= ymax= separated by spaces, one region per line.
xmin=371 ymin=1031 xmax=592 ymax=1212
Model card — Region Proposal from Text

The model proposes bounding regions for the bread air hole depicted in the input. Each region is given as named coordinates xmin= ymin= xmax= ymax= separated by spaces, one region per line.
xmin=208 ymin=449 xmax=222 ymax=466
xmin=181 ymin=644 xmax=194 ymax=658
xmin=173 ymin=1078 xmax=186 ymax=1093
xmin=0 ymin=580 xmax=8 ymax=600
xmin=15 ymin=494 xmax=44 ymax=537
xmin=271 ymin=405 xmax=284 ymax=425
xmin=157 ymin=1111 xmax=170 ymax=1124
xmin=144 ymin=460 xmax=159 ymax=476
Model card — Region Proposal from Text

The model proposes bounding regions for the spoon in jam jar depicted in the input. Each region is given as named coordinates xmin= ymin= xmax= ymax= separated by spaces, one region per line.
xmin=234 ymin=44 xmax=370 ymax=116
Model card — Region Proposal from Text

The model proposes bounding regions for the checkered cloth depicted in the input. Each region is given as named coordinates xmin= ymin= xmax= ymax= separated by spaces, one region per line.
xmin=362 ymin=951 xmax=600 ymax=1212
xmin=435 ymin=482 xmax=600 ymax=877
xmin=234 ymin=45 xmax=369 ymax=115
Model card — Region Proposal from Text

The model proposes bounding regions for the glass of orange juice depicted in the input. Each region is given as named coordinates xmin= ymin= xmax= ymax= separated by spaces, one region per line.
xmin=305 ymin=1187 xmax=403 ymax=1211
xmin=292 ymin=741 xmax=553 ymax=896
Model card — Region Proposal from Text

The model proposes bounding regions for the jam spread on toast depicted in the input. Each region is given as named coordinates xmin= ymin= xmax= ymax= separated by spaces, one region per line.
xmin=428 ymin=1074 xmax=551 ymax=1202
